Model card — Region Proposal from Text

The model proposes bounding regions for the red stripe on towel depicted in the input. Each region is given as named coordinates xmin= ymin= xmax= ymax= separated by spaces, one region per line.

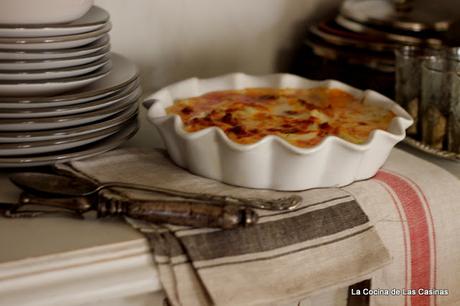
xmin=392 ymin=172 xmax=437 ymax=306
xmin=375 ymin=181 xmax=409 ymax=306
xmin=374 ymin=170 xmax=432 ymax=306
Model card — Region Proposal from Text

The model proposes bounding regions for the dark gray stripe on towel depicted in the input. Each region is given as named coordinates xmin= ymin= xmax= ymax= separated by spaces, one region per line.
xmin=196 ymin=226 xmax=373 ymax=270
xmin=180 ymin=200 xmax=368 ymax=261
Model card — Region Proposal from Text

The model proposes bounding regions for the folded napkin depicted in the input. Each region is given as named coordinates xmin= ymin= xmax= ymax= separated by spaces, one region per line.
xmin=56 ymin=148 xmax=391 ymax=306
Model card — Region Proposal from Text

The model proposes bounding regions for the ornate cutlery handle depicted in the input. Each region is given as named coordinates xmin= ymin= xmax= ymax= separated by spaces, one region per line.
xmin=12 ymin=193 xmax=258 ymax=229
xmin=98 ymin=195 xmax=258 ymax=229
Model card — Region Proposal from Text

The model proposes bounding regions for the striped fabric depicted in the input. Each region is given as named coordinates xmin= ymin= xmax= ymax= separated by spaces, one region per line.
xmin=375 ymin=171 xmax=434 ymax=306
xmin=60 ymin=148 xmax=391 ymax=306
xmin=60 ymin=147 xmax=460 ymax=306
xmin=341 ymin=148 xmax=460 ymax=306
xmin=131 ymin=196 xmax=387 ymax=306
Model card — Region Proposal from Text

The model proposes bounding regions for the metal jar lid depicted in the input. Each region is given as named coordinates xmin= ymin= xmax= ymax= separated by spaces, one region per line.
xmin=310 ymin=20 xmax=397 ymax=52
xmin=340 ymin=0 xmax=460 ymax=32
xmin=335 ymin=15 xmax=444 ymax=45
xmin=304 ymin=34 xmax=396 ymax=72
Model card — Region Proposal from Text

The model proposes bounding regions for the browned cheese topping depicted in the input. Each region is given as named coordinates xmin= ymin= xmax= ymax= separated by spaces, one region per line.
xmin=166 ymin=87 xmax=395 ymax=147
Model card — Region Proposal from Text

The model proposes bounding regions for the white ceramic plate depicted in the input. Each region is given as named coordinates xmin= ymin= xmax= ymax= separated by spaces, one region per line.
xmin=0 ymin=81 xmax=140 ymax=118
xmin=0 ymin=128 xmax=115 ymax=156
xmin=0 ymin=55 xmax=110 ymax=81
xmin=146 ymin=73 xmax=414 ymax=191
xmin=0 ymin=120 xmax=138 ymax=168
xmin=0 ymin=35 xmax=109 ymax=60
xmin=0 ymin=104 xmax=138 ymax=143
xmin=0 ymin=118 xmax=133 ymax=156
xmin=0 ymin=7 xmax=108 ymax=37
xmin=0 ymin=88 xmax=138 ymax=131
xmin=0 ymin=53 xmax=138 ymax=107
xmin=0 ymin=45 xmax=109 ymax=70
xmin=0 ymin=23 xmax=111 ymax=50
xmin=0 ymin=0 xmax=94 ymax=25
xmin=0 ymin=61 xmax=111 ymax=97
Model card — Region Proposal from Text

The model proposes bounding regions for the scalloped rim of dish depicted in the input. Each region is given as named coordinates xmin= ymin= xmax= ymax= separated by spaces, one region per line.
xmin=146 ymin=73 xmax=413 ymax=155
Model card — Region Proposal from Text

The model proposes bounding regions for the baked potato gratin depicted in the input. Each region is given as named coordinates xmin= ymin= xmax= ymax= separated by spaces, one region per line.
xmin=166 ymin=87 xmax=395 ymax=148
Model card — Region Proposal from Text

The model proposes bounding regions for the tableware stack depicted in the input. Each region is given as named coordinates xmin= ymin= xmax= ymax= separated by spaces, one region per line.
xmin=292 ymin=0 xmax=460 ymax=99
xmin=0 ymin=3 xmax=141 ymax=167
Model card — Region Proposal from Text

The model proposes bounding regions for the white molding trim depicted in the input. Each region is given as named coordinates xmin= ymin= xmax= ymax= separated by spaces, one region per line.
xmin=0 ymin=239 xmax=162 ymax=306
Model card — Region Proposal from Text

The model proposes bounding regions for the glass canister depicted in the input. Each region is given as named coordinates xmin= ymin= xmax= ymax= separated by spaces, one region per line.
xmin=396 ymin=45 xmax=460 ymax=153
xmin=395 ymin=46 xmax=443 ymax=138
xmin=420 ymin=56 xmax=450 ymax=149
xmin=448 ymin=50 xmax=460 ymax=152
xmin=417 ymin=47 xmax=460 ymax=153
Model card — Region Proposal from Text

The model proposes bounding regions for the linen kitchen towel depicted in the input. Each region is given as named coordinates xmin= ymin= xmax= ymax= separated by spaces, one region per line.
xmin=56 ymin=148 xmax=393 ymax=306
xmin=343 ymin=149 xmax=460 ymax=306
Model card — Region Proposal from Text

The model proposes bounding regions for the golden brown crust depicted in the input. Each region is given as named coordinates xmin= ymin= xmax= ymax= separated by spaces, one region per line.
xmin=167 ymin=87 xmax=395 ymax=148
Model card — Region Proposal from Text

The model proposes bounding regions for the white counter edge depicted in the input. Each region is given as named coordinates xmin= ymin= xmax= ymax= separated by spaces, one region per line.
xmin=0 ymin=238 xmax=162 ymax=306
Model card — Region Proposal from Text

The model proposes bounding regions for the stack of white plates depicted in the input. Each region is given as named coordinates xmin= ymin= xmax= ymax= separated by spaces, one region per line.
xmin=0 ymin=6 xmax=113 ymax=96
xmin=0 ymin=5 xmax=140 ymax=167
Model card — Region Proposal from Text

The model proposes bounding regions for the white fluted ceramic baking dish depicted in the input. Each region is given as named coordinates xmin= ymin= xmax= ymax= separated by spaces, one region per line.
xmin=145 ymin=73 xmax=413 ymax=191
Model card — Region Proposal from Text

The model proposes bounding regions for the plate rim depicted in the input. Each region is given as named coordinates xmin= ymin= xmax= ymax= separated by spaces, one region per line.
xmin=0 ymin=103 xmax=139 ymax=141
xmin=0 ymin=22 xmax=111 ymax=45
xmin=0 ymin=53 xmax=137 ymax=103
xmin=0 ymin=54 xmax=110 ymax=75
xmin=0 ymin=117 xmax=136 ymax=152
xmin=0 ymin=79 xmax=140 ymax=116
xmin=0 ymin=59 xmax=111 ymax=85
xmin=0 ymin=35 xmax=109 ymax=55
xmin=0 ymin=6 xmax=110 ymax=30
xmin=0 ymin=44 xmax=110 ymax=65
xmin=0 ymin=120 xmax=138 ymax=167
xmin=0 ymin=85 xmax=139 ymax=126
